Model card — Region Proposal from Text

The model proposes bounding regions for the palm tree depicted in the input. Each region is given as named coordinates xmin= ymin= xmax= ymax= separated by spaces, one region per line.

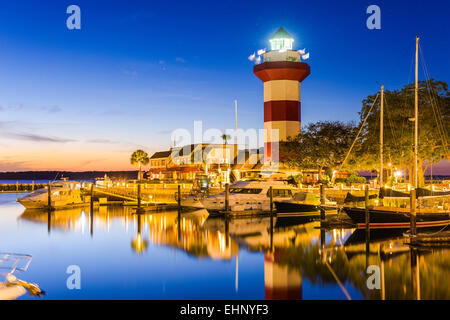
xmin=221 ymin=134 xmax=231 ymax=145
xmin=130 ymin=149 xmax=150 ymax=180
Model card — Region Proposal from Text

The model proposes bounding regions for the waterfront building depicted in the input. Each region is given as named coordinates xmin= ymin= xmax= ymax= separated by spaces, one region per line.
xmin=146 ymin=144 xmax=239 ymax=183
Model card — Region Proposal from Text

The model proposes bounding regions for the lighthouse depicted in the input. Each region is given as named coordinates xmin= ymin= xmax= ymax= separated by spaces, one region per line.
xmin=253 ymin=28 xmax=310 ymax=163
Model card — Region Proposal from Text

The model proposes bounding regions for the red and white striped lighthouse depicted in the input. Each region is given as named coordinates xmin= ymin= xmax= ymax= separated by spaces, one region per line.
xmin=253 ymin=28 xmax=310 ymax=163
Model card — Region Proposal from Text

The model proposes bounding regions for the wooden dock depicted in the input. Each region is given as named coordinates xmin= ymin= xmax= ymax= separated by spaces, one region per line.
xmin=409 ymin=231 xmax=450 ymax=247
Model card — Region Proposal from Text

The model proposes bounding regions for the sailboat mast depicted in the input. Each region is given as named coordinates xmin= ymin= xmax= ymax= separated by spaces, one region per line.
xmin=380 ymin=85 xmax=384 ymax=188
xmin=414 ymin=36 xmax=419 ymax=188
xmin=235 ymin=99 xmax=238 ymax=144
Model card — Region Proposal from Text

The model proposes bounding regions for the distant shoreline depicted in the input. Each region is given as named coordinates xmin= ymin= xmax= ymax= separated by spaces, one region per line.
xmin=0 ymin=171 xmax=138 ymax=181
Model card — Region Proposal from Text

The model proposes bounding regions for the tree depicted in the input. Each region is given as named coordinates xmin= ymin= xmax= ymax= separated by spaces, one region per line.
xmin=281 ymin=121 xmax=357 ymax=179
xmin=355 ymin=79 xmax=449 ymax=186
xmin=130 ymin=150 xmax=150 ymax=180
xmin=221 ymin=134 xmax=231 ymax=145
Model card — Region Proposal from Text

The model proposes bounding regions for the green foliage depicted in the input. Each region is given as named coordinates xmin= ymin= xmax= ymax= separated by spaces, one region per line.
xmin=221 ymin=134 xmax=231 ymax=145
xmin=354 ymin=79 xmax=449 ymax=184
xmin=130 ymin=149 xmax=150 ymax=167
xmin=346 ymin=174 xmax=367 ymax=185
xmin=318 ymin=174 xmax=331 ymax=185
xmin=281 ymin=121 xmax=357 ymax=174
xmin=130 ymin=149 xmax=150 ymax=180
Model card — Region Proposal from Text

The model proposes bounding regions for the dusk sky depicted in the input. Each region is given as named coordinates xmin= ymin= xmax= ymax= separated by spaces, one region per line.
xmin=0 ymin=0 xmax=449 ymax=172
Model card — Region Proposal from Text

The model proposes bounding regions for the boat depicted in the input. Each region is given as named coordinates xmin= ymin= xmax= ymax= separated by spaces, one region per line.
xmin=343 ymin=206 xmax=450 ymax=229
xmin=343 ymin=37 xmax=450 ymax=229
xmin=380 ymin=187 xmax=450 ymax=199
xmin=17 ymin=181 xmax=88 ymax=210
xmin=0 ymin=253 xmax=44 ymax=300
xmin=200 ymin=180 xmax=296 ymax=214
xmin=274 ymin=191 xmax=337 ymax=214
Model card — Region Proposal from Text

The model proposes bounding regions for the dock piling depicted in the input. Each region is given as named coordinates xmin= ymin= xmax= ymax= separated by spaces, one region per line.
xmin=47 ymin=181 xmax=52 ymax=210
xmin=137 ymin=183 xmax=141 ymax=209
xmin=320 ymin=184 xmax=325 ymax=221
xmin=225 ymin=183 xmax=230 ymax=212
xmin=177 ymin=184 xmax=181 ymax=212
xmin=269 ymin=186 xmax=273 ymax=215
xmin=410 ymin=189 xmax=417 ymax=236
xmin=364 ymin=184 xmax=370 ymax=230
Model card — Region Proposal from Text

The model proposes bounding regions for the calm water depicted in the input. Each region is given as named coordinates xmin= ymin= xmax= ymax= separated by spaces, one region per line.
xmin=0 ymin=193 xmax=449 ymax=300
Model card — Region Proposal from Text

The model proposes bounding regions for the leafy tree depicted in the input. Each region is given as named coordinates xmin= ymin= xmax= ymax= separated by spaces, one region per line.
xmin=281 ymin=121 xmax=357 ymax=179
xmin=221 ymin=134 xmax=231 ymax=145
xmin=354 ymin=79 xmax=449 ymax=186
xmin=130 ymin=149 xmax=150 ymax=180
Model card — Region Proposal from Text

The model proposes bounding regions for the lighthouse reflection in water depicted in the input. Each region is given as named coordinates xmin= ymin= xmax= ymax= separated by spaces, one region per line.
xmin=1 ymin=193 xmax=448 ymax=299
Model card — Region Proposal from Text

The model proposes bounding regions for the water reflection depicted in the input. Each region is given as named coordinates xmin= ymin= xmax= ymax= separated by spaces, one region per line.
xmin=18 ymin=207 xmax=450 ymax=300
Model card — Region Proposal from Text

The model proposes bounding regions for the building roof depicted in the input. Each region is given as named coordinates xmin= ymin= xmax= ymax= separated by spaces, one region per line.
xmin=150 ymin=151 xmax=171 ymax=159
xmin=270 ymin=27 xmax=293 ymax=40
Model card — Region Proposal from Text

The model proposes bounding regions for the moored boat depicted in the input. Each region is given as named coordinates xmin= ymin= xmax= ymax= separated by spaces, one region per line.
xmin=274 ymin=191 xmax=337 ymax=214
xmin=17 ymin=181 xmax=88 ymax=210
xmin=201 ymin=180 xmax=296 ymax=214
xmin=343 ymin=206 xmax=450 ymax=229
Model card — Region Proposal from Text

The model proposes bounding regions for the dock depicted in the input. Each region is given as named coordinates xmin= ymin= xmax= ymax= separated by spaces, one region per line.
xmin=409 ymin=231 xmax=450 ymax=247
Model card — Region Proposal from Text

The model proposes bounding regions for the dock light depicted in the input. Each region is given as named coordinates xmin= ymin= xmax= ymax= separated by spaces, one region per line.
xmin=388 ymin=162 xmax=392 ymax=167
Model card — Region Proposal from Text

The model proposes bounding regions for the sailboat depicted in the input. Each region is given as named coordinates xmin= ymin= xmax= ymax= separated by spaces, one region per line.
xmin=343 ymin=37 xmax=450 ymax=229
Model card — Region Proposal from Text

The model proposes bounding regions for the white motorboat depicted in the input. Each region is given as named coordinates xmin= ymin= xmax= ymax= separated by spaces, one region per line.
xmin=200 ymin=180 xmax=297 ymax=213
xmin=17 ymin=181 xmax=86 ymax=209
xmin=0 ymin=253 xmax=44 ymax=300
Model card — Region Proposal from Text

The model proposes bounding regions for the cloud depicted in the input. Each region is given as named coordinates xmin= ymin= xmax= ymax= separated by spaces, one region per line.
xmin=77 ymin=158 xmax=108 ymax=167
xmin=175 ymin=57 xmax=186 ymax=63
xmin=5 ymin=132 xmax=76 ymax=143
xmin=41 ymin=105 xmax=62 ymax=113
xmin=0 ymin=160 xmax=32 ymax=171
xmin=87 ymin=139 xmax=120 ymax=144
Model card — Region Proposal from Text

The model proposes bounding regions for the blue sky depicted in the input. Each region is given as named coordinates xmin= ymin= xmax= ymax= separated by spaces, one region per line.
xmin=0 ymin=0 xmax=448 ymax=170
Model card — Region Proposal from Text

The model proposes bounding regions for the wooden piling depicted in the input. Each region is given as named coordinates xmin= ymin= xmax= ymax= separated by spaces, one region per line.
xmin=137 ymin=183 xmax=141 ymax=209
xmin=320 ymin=184 xmax=325 ymax=221
xmin=47 ymin=181 xmax=52 ymax=210
xmin=177 ymin=184 xmax=181 ymax=212
xmin=88 ymin=182 xmax=94 ymax=212
xmin=269 ymin=186 xmax=273 ymax=214
xmin=365 ymin=184 xmax=370 ymax=230
xmin=32 ymin=180 xmax=35 ymax=191
xmin=410 ymin=189 xmax=417 ymax=236
xmin=225 ymin=183 xmax=230 ymax=212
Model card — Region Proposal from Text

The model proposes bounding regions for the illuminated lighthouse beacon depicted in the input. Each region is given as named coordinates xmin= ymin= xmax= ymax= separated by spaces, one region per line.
xmin=253 ymin=28 xmax=310 ymax=165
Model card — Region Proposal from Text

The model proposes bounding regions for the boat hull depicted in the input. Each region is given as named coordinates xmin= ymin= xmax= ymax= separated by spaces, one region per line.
xmin=17 ymin=199 xmax=89 ymax=210
xmin=274 ymin=201 xmax=336 ymax=213
xmin=343 ymin=207 xmax=450 ymax=229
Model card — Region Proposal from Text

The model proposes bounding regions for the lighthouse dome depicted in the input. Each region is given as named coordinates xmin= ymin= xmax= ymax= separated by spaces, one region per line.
xmin=269 ymin=27 xmax=294 ymax=51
